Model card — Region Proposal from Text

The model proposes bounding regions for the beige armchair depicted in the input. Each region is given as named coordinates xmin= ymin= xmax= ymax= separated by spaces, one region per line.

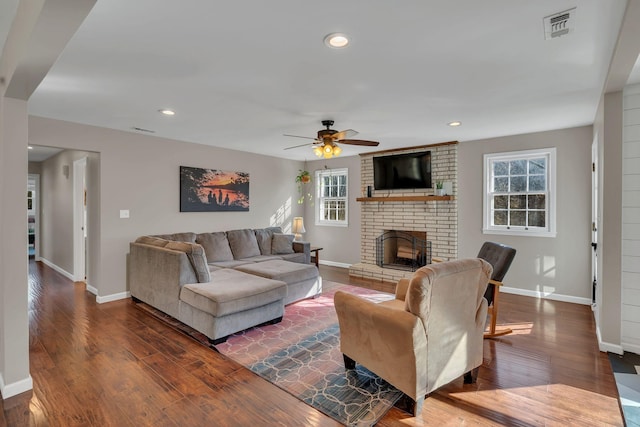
xmin=334 ymin=258 xmax=492 ymax=416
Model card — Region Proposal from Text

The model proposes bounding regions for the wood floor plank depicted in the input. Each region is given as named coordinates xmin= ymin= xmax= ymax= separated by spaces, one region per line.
xmin=0 ymin=261 xmax=625 ymax=426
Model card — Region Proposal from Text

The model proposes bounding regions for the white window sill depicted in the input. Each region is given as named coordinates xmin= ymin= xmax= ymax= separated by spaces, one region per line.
xmin=482 ymin=228 xmax=556 ymax=238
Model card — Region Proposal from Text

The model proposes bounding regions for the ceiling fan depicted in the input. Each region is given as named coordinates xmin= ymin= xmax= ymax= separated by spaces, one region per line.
xmin=284 ymin=120 xmax=379 ymax=158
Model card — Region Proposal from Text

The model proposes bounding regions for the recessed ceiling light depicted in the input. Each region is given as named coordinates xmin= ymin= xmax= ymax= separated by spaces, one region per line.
xmin=324 ymin=33 xmax=349 ymax=49
xmin=159 ymin=109 xmax=175 ymax=116
xmin=28 ymin=146 xmax=33 ymax=150
xmin=448 ymin=121 xmax=462 ymax=127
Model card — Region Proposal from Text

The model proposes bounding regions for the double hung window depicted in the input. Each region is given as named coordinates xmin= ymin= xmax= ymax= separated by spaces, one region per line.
xmin=315 ymin=168 xmax=348 ymax=226
xmin=483 ymin=148 xmax=556 ymax=237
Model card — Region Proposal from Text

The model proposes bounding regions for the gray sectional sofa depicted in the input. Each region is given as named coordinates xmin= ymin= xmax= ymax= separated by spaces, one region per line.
xmin=129 ymin=227 xmax=322 ymax=344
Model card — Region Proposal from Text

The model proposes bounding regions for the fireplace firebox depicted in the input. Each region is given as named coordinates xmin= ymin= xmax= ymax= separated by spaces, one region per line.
xmin=375 ymin=230 xmax=431 ymax=271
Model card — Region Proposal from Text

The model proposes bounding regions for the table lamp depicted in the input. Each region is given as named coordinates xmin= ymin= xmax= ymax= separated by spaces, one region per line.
xmin=292 ymin=217 xmax=306 ymax=241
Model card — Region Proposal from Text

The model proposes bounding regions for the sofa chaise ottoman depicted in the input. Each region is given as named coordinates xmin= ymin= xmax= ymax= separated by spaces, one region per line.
xmin=234 ymin=260 xmax=321 ymax=305
xmin=179 ymin=268 xmax=287 ymax=344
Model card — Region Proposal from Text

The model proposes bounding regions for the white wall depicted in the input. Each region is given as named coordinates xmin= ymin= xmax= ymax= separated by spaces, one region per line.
xmin=622 ymin=83 xmax=640 ymax=353
xmin=0 ymin=97 xmax=32 ymax=397
xmin=594 ymin=92 xmax=624 ymax=352
xmin=302 ymin=155 xmax=362 ymax=266
xmin=29 ymin=116 xmax=304 ymax=300
xmin=458 ymin=126 xmax=593 ymax=304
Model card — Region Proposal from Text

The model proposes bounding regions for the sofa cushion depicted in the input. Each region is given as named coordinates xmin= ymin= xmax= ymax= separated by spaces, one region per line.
xmin=227 ymin=229 xmax=261 ymax=259
xmin=278 ymin=252 xmax=306 ymax=264
xmin=180 ymin=269 xmax=286 ymax=317
xmin=196 ymin=232 xmax=234 ymax=262
xmin=234 ymin=259 xmax=318 ymax=285
xmin=164 ymin=241 xmax=210 ymax=283
xmin=254 ymin=227 xmax=283 ymax=255
xmin=135 ymin=236 xmax=170 ymax=247
xmin=239 ymin=255 xmax=283 ymax=263
xmin=209 ymin=260 xmax=254 ymax=268
xmin=271 ymin=233 xmax=295 ymax=254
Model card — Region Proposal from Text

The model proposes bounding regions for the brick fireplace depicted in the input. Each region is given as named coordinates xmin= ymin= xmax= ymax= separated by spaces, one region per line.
xmin=349 ymin=141 xmax=458 ymax=283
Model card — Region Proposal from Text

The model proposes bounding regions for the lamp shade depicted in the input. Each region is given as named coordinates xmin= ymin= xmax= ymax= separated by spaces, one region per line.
xmin=292 ymin=217 xmax=306 ymax=241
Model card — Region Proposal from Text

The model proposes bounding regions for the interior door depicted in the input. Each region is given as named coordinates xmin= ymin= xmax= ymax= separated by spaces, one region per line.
xmin=591 ymin=137 xmax=599 ymax=305
xmin=73 ymin=157 xmax=87 ymax=282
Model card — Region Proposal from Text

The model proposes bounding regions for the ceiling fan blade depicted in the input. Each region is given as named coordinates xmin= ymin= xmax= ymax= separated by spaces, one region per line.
xmin=338 ymin=139 xmax=380 ymax=147
xmin=283 ymin=133 xmax=318 ymax=141
xmin=332 ymin=129 xmax=358 ymax=140
xmin=284 ymin=142 xmax=315 ymax=150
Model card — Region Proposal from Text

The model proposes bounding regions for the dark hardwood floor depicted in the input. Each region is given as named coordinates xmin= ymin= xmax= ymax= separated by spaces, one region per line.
xmin=0 ymin=261 xmax=624 ymax=426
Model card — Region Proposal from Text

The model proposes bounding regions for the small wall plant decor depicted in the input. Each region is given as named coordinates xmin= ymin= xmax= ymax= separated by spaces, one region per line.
xmin=296 ymin=170 xmax=312 ymax=204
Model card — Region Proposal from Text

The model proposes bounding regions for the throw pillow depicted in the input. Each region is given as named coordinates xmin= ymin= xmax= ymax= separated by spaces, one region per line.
xmin=196 ymin=232 xmax=234 ymax=262
xmin=135 ymin=236 xmax=170 ymax=247
xmin=165 ymin=241 xmax=211 ymax=283
xmin=271 ymin=233 xmax=295 ymax=254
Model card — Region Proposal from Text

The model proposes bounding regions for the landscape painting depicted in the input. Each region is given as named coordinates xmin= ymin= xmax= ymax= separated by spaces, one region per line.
xmin=180 ymin=166 xmax=250 ymax=212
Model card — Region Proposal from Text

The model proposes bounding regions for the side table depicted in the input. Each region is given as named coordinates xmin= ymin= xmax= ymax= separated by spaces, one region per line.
xmin=310 ymin=246 xmax=323 ymax=268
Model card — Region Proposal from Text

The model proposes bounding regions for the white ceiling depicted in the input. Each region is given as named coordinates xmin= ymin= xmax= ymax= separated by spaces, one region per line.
xmin=12 ymin=1 xmax=640 ymax=160
xmin=27 ymin=145 xmax=63 ymax=162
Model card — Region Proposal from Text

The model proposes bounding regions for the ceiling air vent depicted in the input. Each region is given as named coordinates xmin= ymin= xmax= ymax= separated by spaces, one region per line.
xmin=543 ymin=7 xmax=576 ymax=40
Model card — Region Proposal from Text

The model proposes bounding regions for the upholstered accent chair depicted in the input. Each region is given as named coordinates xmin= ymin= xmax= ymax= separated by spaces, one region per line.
xmin=477 ymin=241 xmax=516 ymax=338
xmin=334 ymin=258 xmax=492 ymax=416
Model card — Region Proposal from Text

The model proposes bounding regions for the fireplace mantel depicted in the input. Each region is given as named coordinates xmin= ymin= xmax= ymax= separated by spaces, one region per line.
xmin=356 ymin=195 xmax=453 ymax=202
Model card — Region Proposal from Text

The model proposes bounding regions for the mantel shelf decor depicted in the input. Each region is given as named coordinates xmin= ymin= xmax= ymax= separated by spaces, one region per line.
xmin=356 ymin=195 xmax=453 ymax=203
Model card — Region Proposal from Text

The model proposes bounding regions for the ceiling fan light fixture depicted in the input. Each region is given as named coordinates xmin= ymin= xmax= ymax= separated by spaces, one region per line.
xmin=333 ymin=144 xmax=342 ymax=156
xmin=313 ymin=146 xmax=323 ymax=157
xmin=323 ymin=143 xmax=333 ymax=154
xmin=323 ymin=151 xmax=333 ymax=159
xmin=324 ymin=33 xmax=349 ymax=49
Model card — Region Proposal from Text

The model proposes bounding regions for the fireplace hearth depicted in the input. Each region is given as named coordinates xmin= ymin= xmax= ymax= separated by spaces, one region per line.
xmin=376 ymin=230 xmax=431 ymax=272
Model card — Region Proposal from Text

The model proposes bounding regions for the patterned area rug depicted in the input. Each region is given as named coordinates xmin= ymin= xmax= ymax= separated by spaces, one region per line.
xmin=216 ymin=283 xmax=404 ymax=426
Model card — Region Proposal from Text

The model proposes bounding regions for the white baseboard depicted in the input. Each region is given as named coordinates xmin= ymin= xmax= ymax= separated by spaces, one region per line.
xmin=597 ymin=327 xmax=624 ymax=354
xmin=96 ymin=291 xmax=130 ymax=304
xmin=501 ymin=286 xmax=592 ymax=306
xmin=39 ymin=257 xmax=74 ymax=281
xmin=86 ymin=283 xmax=98 ymax=296
xmin=622 ymin=341 xmax=640 ymax=355
xmin=1 ymin=374 xmax=33 ymax=399
xmin=319 ymin=260 xmax=352 ymax=269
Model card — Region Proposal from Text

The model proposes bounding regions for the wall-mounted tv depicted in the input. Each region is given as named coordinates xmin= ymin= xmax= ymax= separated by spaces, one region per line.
xmin=373 ymin=151 xmax=432 ymax=190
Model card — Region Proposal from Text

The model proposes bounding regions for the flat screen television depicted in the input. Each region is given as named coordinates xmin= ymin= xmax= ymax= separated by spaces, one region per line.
xmin=373 ymin=151 xmax=432 ymax=190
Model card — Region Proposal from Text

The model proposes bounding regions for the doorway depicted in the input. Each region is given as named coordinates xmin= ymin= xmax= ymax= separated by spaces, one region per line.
xmin=27 ymin=174 xmax=40 ymax=260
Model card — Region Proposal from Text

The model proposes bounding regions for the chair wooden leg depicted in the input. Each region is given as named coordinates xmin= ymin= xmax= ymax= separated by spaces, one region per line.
xmin=343 ymin=354 xmax=356 ymax=370
xmin=396 ymin=394 xmax=424 ymax=416
xmin=484 ymin=283 xmax=512 ymax=338
xmin=464 ymin=367 xmax=479 ymax=384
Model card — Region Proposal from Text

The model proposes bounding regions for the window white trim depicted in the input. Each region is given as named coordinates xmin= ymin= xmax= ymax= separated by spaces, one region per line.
xmin=315 ymin=168 xmax=349 ymax=227
xmin=483 ymin=147 xmax=556 ymax=238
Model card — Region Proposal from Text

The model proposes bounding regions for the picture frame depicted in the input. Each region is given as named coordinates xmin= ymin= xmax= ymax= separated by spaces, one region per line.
xmin=180 ymin=166 xmax=250 ymax=212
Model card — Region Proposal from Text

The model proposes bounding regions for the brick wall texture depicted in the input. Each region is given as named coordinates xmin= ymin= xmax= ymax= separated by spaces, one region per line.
xmin=349 ymin=143 xmax=458 ymax=282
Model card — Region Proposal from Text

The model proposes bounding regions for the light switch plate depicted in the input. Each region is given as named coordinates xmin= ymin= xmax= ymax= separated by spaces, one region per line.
xmin=119 ymin=209 xmax=130 ymax=219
